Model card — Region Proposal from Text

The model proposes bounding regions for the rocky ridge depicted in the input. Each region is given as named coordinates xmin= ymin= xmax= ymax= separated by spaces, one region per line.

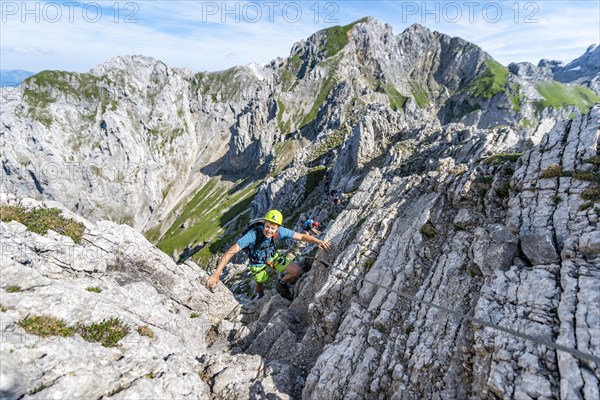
xmin=2 ymin=18 xmax=598 ymax=240
xmin=1 ymin=16 xmax=599 ymax=399
xmin=0 ymin=194 xmax=301 ymax=399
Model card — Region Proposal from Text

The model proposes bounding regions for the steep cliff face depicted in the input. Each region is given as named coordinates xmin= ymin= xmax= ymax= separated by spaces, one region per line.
xmin=296 ymin=106 xmax=599 ymax=399
xmin=1 ymin=16 xmax=599 ymax=400
xmin=545 ymin=44 xmax=600 ymax=93
xmin=0 ymin=194 xmax=297 ymax=399
xmin=4 ymin=18 xmax=597 ymax=245
xmin=0 ymin=56 xmax=279 ymax=234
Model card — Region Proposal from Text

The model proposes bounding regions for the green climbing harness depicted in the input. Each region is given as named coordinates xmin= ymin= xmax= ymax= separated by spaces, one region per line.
xmin=248 ymin=252 xmax=292 ymax=283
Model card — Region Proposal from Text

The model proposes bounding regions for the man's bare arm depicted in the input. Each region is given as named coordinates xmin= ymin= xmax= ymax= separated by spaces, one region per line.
xmin=293 ymin=232 xmax=332 ymax=250
xmin=207 ymin=243 xmax=242 ymax=288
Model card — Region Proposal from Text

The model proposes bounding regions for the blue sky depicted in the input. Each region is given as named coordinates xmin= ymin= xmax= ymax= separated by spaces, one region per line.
xmin=1 ymin=0 xmax=599 ymax=73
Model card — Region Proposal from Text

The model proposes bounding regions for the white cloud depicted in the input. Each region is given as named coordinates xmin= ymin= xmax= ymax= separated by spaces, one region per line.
xmin=0 ymin=1 xmax=598 ymax=72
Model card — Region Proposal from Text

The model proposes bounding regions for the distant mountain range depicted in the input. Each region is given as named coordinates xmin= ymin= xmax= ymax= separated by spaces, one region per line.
xmin=0 ymin=69 xmax=36 ymax=86
xmin=1 ymin=17 xmax=600 ymax=399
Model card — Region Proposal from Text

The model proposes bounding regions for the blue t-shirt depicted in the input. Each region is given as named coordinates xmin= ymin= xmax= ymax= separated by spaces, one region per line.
xmin=237 ymin=224 xmax=296 ymax=265
xmin=303 ymin=219 xmax=314 ymax=230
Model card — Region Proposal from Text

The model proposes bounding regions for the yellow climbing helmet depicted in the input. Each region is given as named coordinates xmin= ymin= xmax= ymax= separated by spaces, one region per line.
xmin=263 ymin=209 xmax=283 ymax=225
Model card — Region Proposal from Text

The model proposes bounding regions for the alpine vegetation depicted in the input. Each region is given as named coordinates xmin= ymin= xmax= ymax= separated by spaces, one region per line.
xmin=1 ymin=18 xmax=599 ymax=399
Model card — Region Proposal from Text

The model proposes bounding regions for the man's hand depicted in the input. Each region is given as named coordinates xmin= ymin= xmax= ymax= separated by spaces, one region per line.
xmin=206 ymin=272 xmax=220 ymax=289
xmin=318 ymin=240 xmax=333 ymax=250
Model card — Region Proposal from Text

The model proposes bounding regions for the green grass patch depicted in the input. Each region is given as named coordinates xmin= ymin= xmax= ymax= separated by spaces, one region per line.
xmin=534 ymin=82 xmax=600 ymax=113
xmin=6 ymin=285 xmax=21 ymax=293
xmin=0 ymin=206 xmax=84 ymax=243
xmin=476 ymin=176 xmax=494 ymax=196
xmin=190 ymin=313 xmax=200 ymax=318
xmin=270 ymin=139 xmax=299 ymax=177
xmin=409 ymin=81 xmax=430 ymax=108
xmin=276 ymin=100 xmax=291 ymax=135
xmin=195 ymin=67 xmax=251 ymax=103
xmin=107 ymin=385 xmax=127 ymax=397
xmin=160 ymin=178 xmax=219 ymax=239
xmin=281 ymin=53 xmax=302 ymax=91
xmin=468 ymin=267 xmax=483 ymax=278
xmin=323 ymin=18 xmax=367 ymax=58
xmin=476 ymin=176 xmax=494 ymax=185
xmin=581 ymin=186 xmax=600 ymax=202
xmin=0 ymin=305 xmax=7 ymax=312
xmin=86 ymin=287 xmax=102 ymax=293
xmin=19 ymin=315 xmax=76 ymax=337
xmin=521 ymin=117 xmax=539 ymax=129
xmin=304 ymin=166 xmax=326 ymax=200
xmin=466 ymin=59 xmax=508 ymax=99
xmin=497 ymin=183 xmax=511 ymax=198
xmin=540 ymin=164 xmax=563 ymax=179
xmin=309 ymin=129 xmax=348 ymax=162
xmin=23 ymin=88 xmax=55 ymax=128
xmin=144 ymin=225 xmax=162 ymax=243
xmin=281 ymin=69 xmax=295 ymax=92
xmin=509 ymin=83 xmax=522 ymax=111
xmin=157 ymin=178 xmax=259 ymax=261
xmin=386 ymin=84 xmax=409 ymax=111
xmin=192 ymin=213 xmax=251 ymax=266
xmin=274 ymin=139 xmax=298 ymax=164
xmin=443 ymin=99 xmax=481 ymax=121
xmin=24 ymin=70 xmax=104 ymax=102
xmin=356 ymin=217 xmax=367 ymax=230
xmin=362 ymin=258 xmax=375 ymax=270
xmin=584 ymin=156 xmax=600 ymax=166
xmin=579 ymin=202 xmax=593 ymax=211
xmin=30 ymin=383 xmax=50 ymax=395
xmin=419 ymin=222 xmax=437 ymax=239
xmin=137 ymin=325 xmax=155 ymax=339
xmin=552 ymin=195 xmax=563 ymax=204
xmin=78 ymin=318 xmax=130 ymax=347
xmin=376 ymin=81 xmax=408 ymax=111
xmin=219 ymin=195 xmax=255 ymax=225
xmin=572 ymin=171 xmax=600 ymax=183
xmin=300 ymin=63 xmax=339 ymax=127
xmin=483 ymin=153 xmax=522 ymax=165
xmin=23 ymin=70 xmax=111 ymax=127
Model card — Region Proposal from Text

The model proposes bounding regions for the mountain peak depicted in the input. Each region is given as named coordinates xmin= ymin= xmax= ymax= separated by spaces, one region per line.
xmin=550 ymin=43 xmax=600 ymax=85
xmin=90 ymin=55 xmax=168 ymax=75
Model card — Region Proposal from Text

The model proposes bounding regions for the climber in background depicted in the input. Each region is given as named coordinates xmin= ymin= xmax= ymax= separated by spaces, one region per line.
xmin=206 ymin=209 xmax=332 ymax=300
xmin=303 ymin=219 xmax=321 ymax=236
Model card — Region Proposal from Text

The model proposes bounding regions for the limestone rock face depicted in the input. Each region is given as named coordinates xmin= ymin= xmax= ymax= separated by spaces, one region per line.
xmin=5 ymin=18 xmax=594 ymax=234
xmin=0 ymin=195 xmax=294 ymax=399
xmin=1 ymin=16 xmax=599 ymax=400
xmin=551 ymin=44 xmax=600 ymax=92
xmin=297 ymin=108 xmax=600 ymax=400
xmin=0 ymin=56 xmax=279 ymax=233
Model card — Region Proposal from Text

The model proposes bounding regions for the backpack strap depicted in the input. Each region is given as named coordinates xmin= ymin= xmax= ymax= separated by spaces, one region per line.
xmin=244 ymin=224 xmax=279 ymax=265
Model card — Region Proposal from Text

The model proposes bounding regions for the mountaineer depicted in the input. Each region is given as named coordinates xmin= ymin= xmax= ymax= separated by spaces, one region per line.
xmin=206 ymin=209 xmax=332 ymax=300
xmin=303 ymin=219 xmax=321 ymax=236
